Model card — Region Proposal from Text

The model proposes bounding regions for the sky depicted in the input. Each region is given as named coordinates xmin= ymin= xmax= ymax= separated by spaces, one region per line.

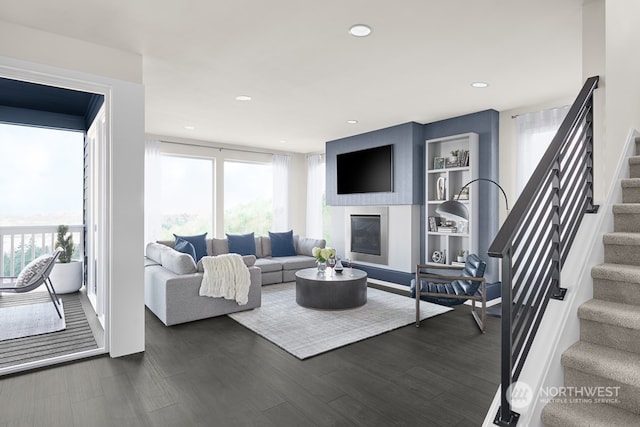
xmin=0 ymin=123 xmax=83 ymax=225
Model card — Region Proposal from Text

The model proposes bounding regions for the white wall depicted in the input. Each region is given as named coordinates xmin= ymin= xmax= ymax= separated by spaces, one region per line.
xmin=600 ymin=0 xmax=640 ymax=201
xmin=0 ymin=22 xmax=145 ymax=358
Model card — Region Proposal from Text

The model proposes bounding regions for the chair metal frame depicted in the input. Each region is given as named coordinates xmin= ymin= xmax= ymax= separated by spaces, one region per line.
xmin=0 ymin=248 xmax=63 ymax=318
xmin=414 ymin=263 xmax=487 ymax=333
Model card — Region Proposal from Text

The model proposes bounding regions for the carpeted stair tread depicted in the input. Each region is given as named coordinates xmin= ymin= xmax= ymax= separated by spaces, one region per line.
xmin=541 ymin=400 xmax=640 ymax=427
xmin=630 ymin=156 xmax=640 ymax=165
xmin=591 ymin=263 xmax=640 ymax=283
xmin=621 ymin=178 xmax=640 ymax=188
xmin=603 ymin=232 xmax=640 ymax=246
xmin=578 ymin=299 xmax=640 ymax=329
xmin=612 ymin=203 xmax=640 ymax=213
xmin=562 ymin=341 xmax=640 ymax=386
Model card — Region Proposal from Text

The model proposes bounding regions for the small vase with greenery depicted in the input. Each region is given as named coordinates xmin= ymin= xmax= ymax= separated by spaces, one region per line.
xmin=55 ymin=225 xmax=75 ymax=263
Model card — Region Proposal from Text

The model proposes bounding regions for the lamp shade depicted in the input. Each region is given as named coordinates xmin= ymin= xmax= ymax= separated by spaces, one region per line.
xmin=436 ymin=200 xmax=469 ymax=221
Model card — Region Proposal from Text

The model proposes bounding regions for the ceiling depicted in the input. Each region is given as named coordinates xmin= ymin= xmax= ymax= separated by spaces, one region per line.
xmin=0 ymin=0 xmax=583 ymax=153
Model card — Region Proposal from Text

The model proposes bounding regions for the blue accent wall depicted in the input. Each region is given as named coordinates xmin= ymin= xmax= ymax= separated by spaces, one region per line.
xmin=423 ymin=109 xmax=500 ymax=282
xmin=326 ymin=122 xmax=424 ymax=205
xmin=325 ymin=109 xmax=500 ymax=284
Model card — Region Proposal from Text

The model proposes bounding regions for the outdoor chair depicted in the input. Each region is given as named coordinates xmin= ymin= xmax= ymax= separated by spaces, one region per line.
xmin=0 ymin=248 xmax=63 ymax=318
xmin=410 ymin=253 xmax=487 ymax=332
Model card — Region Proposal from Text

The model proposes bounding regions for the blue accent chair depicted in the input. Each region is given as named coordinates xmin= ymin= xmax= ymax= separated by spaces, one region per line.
xmin=410 ymin=253 xmax=487 ymax=332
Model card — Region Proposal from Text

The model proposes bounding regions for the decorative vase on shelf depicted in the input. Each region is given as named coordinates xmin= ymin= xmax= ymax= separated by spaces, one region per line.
xmin=317 ymin=261 xmax=327 ymax=274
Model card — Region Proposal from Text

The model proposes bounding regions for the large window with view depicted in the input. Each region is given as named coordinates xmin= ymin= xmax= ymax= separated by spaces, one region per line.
xmin=0 ymin=123 xmax=83 ymax=275
xmin=159 ymin=155 xmax=214 ymax=240
xmin=224 ymin=160 xmax=273 ymax=235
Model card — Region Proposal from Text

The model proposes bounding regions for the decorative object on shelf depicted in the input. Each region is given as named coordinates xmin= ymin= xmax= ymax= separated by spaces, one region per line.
xmin=457 ymin=250 xmax=466 ymax=263
xmin=431 ymin=249 xmax=446 ymax=264
xmin=433 ymin=157 xmax=445 ymax=169
xmin=436 ymin=176 xmax=446 ymax=200
xmin=446 ymin=150 xmax=460 ymax=168
xmin=312 ymin=246 xmax=336 ymax=274
xmin=453 ymin=186 xmax=469 ymax=200
xmin=428 ymin=216 xmax=439 ymax=232
xmin=437 ymin=178 xmax=509 ymax=221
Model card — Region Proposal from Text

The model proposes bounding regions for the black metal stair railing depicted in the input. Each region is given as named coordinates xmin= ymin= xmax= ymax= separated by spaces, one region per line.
xmin=489 ymin=76 xmax=599 ymax=426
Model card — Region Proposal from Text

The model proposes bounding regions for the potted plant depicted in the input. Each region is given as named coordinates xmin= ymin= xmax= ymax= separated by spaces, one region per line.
xmin=49 ymin=225 xmax=83 ymax=293
xmin=456 ymin=250 xmax=466 ymax=263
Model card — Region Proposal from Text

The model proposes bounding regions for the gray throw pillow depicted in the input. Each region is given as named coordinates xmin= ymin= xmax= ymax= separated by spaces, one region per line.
xmin=15 ymin=254 xmax=53 ymax=288
xmin=297 ymin=237 xmax=326 ymax=256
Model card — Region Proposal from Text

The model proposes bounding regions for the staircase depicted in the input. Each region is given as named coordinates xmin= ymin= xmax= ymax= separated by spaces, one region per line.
xmin=541 ymin=137 xmax=640 ymax=426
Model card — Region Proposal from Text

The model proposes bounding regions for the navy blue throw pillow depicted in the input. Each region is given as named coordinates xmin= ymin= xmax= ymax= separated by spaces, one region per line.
xmin=226 ymin=232 xmax=256 ymax=256
xmin=174 ymin=238 xmax=197 ymax=261
xmin=173 ymin=233 xmax=208 ymax=261
xmin=269 ymin=230 xmax=297 ymax=257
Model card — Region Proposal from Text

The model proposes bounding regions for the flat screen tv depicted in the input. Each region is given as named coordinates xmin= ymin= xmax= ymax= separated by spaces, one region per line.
xmin=337 ymin=145 xmax=393 ymax=194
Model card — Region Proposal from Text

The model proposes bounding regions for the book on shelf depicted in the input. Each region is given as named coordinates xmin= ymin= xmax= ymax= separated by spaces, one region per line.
xmin=428 ymin=216 xmax=441 ymax=232
xmin=437 ymin=226 xmax=457 ymax=233
xmin=451 ymin=261 xmax=466 ymax=267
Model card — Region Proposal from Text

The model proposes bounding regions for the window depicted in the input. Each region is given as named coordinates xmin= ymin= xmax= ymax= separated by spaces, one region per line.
xmin=159 ymin=155 xmax=213 ymax=239
xmin=515 ymin=106 xmax=569 ymax=197
xmin=224 ymin=161 xmax=273 ymax=235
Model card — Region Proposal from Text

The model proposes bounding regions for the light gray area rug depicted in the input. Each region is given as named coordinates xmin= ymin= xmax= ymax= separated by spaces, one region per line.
xmin=229 ymin=282 xmax=452 ymax=359
xmin=0 ymin=301 xmax=65 ymax=341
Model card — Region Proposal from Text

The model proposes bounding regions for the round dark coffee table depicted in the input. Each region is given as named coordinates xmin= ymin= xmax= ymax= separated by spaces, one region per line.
xmin=295 ymin=268 xmax=368 ymax=309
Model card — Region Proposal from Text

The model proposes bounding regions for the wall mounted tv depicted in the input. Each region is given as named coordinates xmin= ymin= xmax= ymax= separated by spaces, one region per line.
xmin=337 ymin=144 xmax=394 ymax=194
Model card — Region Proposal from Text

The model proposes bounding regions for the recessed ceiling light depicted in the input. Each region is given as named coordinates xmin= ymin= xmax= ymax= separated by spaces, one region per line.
xmin=235 ymin=95 xmax=252 ymax=101
xmin=348 ymin=24 xmax=372 ymax=37
xmin=346 ymin=120 xmax=358 ymax=124
xmin=471 ymin=82 xmax=489 ymax=88
xmin=184 ymin=125 xmax=195 ymax=130
xmin=279 ymin=140 xmax=287 ymax=144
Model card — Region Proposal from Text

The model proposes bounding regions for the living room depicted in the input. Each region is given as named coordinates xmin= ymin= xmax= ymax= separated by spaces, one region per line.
xmin=2 ymin=1 xmax=640 ymax=426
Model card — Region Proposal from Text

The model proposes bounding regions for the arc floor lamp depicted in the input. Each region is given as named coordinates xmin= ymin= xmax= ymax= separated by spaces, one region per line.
xmin=436 ymin=178 xmax=509 ymax=221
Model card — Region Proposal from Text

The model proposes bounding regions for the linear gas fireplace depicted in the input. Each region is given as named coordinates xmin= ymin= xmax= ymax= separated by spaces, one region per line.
xmin=345 ymin=206 xmax=388 ymax=265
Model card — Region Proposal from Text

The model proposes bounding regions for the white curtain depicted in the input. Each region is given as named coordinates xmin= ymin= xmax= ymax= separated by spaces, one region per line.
xmin=144 ymin=140 xmax=162 ymax=246
xmin=306 ymin=154 xmax=325 ymax=238
xmin=272 ymin=154 xmax=290 ymax=231
xmin=515 ymin=105 xmax=570 ymax=196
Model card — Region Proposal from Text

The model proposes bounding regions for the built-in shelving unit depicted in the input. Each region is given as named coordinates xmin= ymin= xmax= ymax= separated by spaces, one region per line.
xmin=425 ymin=132 xmax=479 ymax=266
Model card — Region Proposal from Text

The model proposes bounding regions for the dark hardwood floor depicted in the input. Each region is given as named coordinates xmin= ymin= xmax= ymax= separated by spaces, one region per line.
xmin=0 ymin=301 xmax=500 ymax=427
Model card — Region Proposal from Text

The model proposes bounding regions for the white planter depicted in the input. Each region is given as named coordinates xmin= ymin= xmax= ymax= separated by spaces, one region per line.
xmin=50 ymin=260 xmax=83 ymax=294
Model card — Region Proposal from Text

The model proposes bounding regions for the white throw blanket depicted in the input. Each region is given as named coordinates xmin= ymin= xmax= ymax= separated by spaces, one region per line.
xmin=199 ymin=254 xmax=251 ymax=305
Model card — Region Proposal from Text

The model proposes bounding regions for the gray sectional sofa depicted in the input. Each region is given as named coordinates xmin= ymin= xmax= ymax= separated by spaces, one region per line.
xmin=144 ymin=234 xmax=325 ymax=326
